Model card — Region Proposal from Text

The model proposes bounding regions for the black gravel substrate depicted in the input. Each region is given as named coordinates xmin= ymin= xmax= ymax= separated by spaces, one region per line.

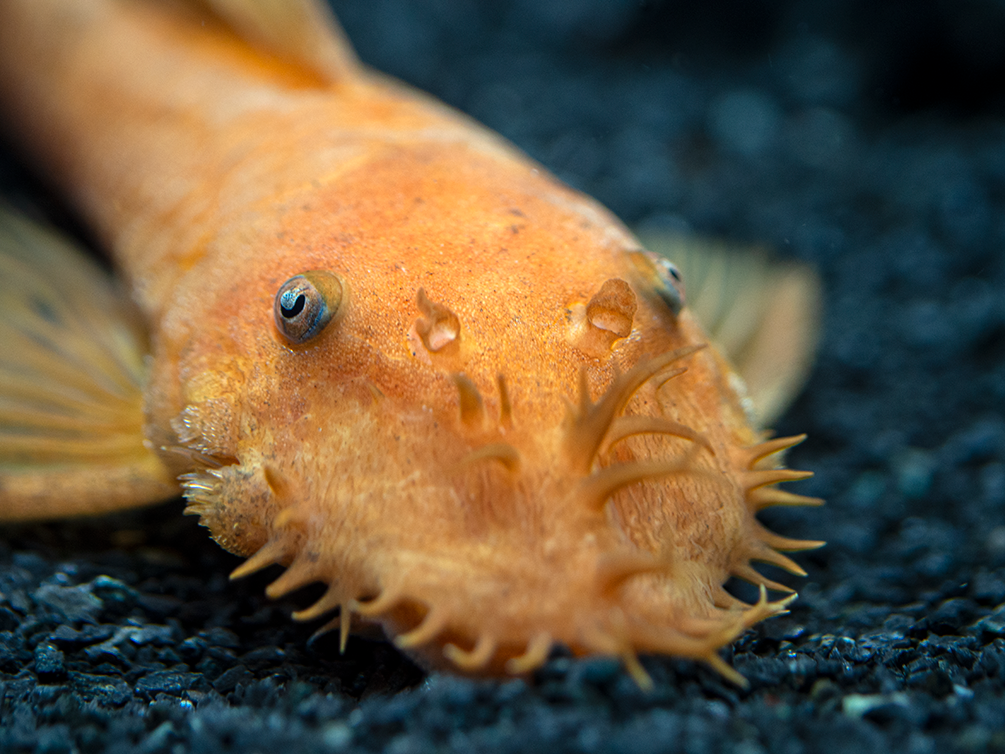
xmin=2 ymin=1 xmax=1005 ymax=751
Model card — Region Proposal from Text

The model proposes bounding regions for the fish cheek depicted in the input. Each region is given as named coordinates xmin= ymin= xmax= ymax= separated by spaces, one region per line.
xmin=170 ymin=369 xmax=244 ymax=461
xmin=184 ymin=459 xmax=279 ymax=558
xmin=172 ymin=364 xmax=301 ymax=558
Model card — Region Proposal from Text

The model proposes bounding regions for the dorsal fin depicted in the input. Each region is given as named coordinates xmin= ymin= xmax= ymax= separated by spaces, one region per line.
xmin=637 ymin=231 xmax=822 ymax=427
xmin=198 ymin=0 xmax=360 ymax=82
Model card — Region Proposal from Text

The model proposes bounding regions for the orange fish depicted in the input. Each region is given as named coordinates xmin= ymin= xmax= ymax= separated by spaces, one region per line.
xmin=0 ymin=0 xmax=822 ymax=687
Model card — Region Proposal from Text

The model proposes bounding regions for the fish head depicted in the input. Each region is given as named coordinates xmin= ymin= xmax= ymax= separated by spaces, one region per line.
xmin=158 ymin=143 xmax=812 ymax=681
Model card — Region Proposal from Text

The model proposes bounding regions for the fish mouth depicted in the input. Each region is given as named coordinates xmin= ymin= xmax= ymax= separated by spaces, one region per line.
xmin=182 ymin=343 xmax=821 ymax=687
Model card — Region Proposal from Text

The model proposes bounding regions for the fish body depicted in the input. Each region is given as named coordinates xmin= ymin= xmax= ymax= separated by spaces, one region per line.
xmin=0 ymin=0 xmax=820 ymax=684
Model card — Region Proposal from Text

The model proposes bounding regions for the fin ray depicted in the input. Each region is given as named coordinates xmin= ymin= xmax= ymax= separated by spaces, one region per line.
xmin=636 ymin=232 xmax=821 ymax=426
xmin=0 ymin=209 xmax=176 ymax=522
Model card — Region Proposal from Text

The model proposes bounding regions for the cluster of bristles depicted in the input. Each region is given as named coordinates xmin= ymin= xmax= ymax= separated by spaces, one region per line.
xmin=180 ymin=345 xmax=821 ymax=688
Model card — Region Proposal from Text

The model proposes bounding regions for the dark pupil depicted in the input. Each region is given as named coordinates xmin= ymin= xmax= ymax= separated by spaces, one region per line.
xmin=280 ymin=291 xmax=306 ymax=318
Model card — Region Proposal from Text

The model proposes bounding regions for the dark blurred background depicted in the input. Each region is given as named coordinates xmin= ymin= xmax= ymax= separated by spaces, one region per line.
xmin=336 ymin=0 xmax=1005 ymax=117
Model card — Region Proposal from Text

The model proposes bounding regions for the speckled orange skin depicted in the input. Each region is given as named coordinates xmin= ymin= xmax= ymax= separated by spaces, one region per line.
xmin=0 ymin=1 xmax=816 ymax=680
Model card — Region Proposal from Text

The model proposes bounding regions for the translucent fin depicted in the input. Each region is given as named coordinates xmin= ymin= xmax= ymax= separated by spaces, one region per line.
xmin=635 ymin=232 xmax=822 ymax=426
xmin=0 ymin=208 xmax=175 ymax=521
xmin=201 ymin=0 xmax=360 ymax=82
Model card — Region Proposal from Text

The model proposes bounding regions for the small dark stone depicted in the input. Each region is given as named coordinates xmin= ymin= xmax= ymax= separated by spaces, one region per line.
xmin=141 ymin=720 xmax=181 ymax=753
xmin=134 ymin=669 xmax=208 ymax=699
xmin=942 ymin=419 xmax=1005 ymax=465
xmin=32 ymin=583 xmax=102 ymax=623
xmin=906 ymin=668 xmax=955 ymax=697
xmin=569 ymin=656 xmax=621 ymax=686
xmin=157 ymin=647 xmax=183 ymax=666
xmin=125 ymin=624 xmax=175 ymax=646
xmin=881 ymin=614 xmax=914 ymax=632
xmin=83 ymin=641 xmax=128 ymax=665
xmin=30 ymin=726 xmax=73 ymax=754
xmin=0 ymin=607 xmax=20 ymax=632
xmin=809 ymin=677 xmax=841 ymax=703
xmin=12 ymin=552 xmax=50 ymax=576
xmin=920 ymin=634 xmax=981 ymax=672
xmin=970 ymin=571 xmax=1005 ymax=605
xmin=31 ymin=684 xmax=62 ymax=704
xmin=195 ymin=647 xmax=239 ymax=680
xmin=48 ymin=623 xmax=116 ymax=649
xmin=136 ymin=593 xmax=183 ymax=619
xmin=212 ymin=664 xmax=255 ymax=694
xmin=69 ymin=672 xmax=132 ymax=706
xmin=241 ymin=645 xmax=288 ymax=667
xmin=926 ymin=599 xmax=978 ymax=636
xmin=34 ymin=642 xmax=65 ymax=681
xmin=178 ymin=635 xmax=208 ymax=662
xmin=973 ymin=608 xmax=1005 ymax=642
xmin=857 ymin=632 xmax=902 ymax=658
xmin=975 ymin=642 xmax=1005 ymax=679
xmin=88 ymin=575 xmax=139 ymax=616
xmin=0 ymin=630 xmax=29 ymax=673
xmin=198 ymin=627 xmax=241 ymax=649
xmin=863 ymin=698 xmax=925 ymax=726
xmin=883 ymin=646 xmax=920 ymax=669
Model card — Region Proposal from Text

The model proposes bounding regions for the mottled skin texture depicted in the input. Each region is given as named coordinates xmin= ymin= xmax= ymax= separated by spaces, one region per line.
xmin=0 ymin=0 xmax=817 ymax=681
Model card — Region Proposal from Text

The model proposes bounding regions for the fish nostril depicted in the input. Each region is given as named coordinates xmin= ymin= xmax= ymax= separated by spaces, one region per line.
xmin=586 ymin=278 xmax=636 ymax=339
xmin=566 ymin=278 xmax=638 ymax=357
xmin=414 ymin=288 xmax=461 ymax=352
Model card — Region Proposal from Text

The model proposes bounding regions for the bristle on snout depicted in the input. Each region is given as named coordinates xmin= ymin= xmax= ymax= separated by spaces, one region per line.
xmin=221 ymin=342 xmax=817 ymax=692
xmin=563 ymin=344 xmax=707 ymax=473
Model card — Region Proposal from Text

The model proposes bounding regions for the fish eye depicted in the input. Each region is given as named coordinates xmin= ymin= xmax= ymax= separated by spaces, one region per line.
xmin=625 ymin=250 xmax=686 ymax=316
xmin=273 ymin=270 xmax=346 ymax=345
xmin=653 ymin=257 xmax=685 ymax=312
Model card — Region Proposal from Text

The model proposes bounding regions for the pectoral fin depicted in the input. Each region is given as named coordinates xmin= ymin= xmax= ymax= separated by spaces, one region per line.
xmin=637 ymin=231 xmax=822 ymax=427
xmin=0 ymin=208 xmax=177 ymax=522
